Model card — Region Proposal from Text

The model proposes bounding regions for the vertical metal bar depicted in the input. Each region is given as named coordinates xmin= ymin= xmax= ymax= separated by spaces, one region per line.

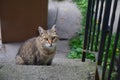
xmin=87 ymin=0 xmax=95 ymax=50
xmin=116 ymin=52 xmax=120 ymax=80
xmin=95 ymin=68 xmax=100 ymax=80
xmin=102 ymin=0 xmax=118 ymax=79
xmin=97 ymin=0 xmax=112 ymax=65
xmin=108 ymin=15 xmax=120 ymax=80
xmin=90 ymin=0 xmax=100 ymax=51
xmin=82 ymin=0 xmax=92 ymax=62
xmin=95 ymin=0 xmax=105 ymax=51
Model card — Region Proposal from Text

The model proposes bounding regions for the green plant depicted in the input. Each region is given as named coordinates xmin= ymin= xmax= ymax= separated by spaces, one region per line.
xmin=68 ymin=35 xmax=84 ymax=59
xmin=70 ymin=0 xmax=96 ymax=60
xmin=68 ymin=0 xmax=120 ymax=79
xmin=68 ymin=0 xmax=120 ymax=63
xmin=68 ymin=0 xmax=94 ymax=61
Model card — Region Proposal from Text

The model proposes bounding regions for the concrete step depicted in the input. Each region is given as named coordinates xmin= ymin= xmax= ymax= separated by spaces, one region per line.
xmin=0 ymin=58 xmax=96 ymax=80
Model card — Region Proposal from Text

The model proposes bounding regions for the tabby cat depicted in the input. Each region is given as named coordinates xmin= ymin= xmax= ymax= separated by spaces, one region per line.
xmin=15 ymin=25 xmax=58 ymax=65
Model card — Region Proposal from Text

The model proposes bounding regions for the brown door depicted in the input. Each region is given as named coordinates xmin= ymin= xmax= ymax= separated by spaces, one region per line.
xmin=0 ymin=0 xmax=48 ymax=43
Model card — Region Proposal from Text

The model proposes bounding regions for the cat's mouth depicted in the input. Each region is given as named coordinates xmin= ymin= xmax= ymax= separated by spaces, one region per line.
xmin=44 ymin=43 xmax=56 ymax=49
xmin=49 ymin=44 xmax=53 ymax=47
xmin=43 ymin=43 xmax=56 ymax=53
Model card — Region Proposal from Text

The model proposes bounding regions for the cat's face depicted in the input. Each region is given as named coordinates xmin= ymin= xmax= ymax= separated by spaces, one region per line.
xmin=38 ymin=25 xmax=58 ymax=50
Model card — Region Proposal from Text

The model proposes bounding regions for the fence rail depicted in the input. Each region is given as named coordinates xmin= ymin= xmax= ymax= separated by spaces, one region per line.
xmin=82 ymin=0 xmax=120 ymax=80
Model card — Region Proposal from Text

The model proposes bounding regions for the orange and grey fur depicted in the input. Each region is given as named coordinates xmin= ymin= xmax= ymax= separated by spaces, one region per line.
xmin=15 ymin=25 xmax=58 ymax=65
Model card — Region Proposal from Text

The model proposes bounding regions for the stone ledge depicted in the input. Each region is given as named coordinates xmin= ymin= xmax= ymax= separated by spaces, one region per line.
xmin=0 ymin=58 xmax=96 ymax=80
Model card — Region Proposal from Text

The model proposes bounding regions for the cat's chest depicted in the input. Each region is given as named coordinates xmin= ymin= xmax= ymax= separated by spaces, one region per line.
xmin=36 ymin=50 xmax=54 ymax=59
xmin=39 ymin=53 xmax=54 ymax=63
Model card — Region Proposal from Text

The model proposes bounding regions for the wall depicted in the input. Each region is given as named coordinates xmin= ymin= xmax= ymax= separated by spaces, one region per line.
xmin=0 ymin=0 xmax=48 ymax=43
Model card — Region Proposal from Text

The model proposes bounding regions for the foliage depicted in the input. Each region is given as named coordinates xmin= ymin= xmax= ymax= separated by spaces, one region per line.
xmin=67 ymin=35 xmax=84 ymax=59
xmin=68 ymin=0 xmax=96 ymax=62
xmin=68 ymin=0 xmax=120 ymax=79
xmin=103 ymin=34 xmax=120 ymax=67
xmin=68 ymin=0 xmax=120 ymax=64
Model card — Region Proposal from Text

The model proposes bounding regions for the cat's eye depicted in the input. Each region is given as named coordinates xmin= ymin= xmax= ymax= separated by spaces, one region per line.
xmin=44 ymin=38 xmax=48 ymax=40
xmin=52 ymin=37 xmax=56 ymax=40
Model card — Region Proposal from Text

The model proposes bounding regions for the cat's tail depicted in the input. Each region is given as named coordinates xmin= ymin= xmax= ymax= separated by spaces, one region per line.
xmin=53 ymin=7 xmax=58 ymax=25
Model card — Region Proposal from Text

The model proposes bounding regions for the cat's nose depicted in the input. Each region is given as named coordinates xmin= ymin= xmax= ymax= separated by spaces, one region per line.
xmin=48 ymin=40 xmax=53 ymax=47
xmin=50 ymin=44 xmax=52 ymax=47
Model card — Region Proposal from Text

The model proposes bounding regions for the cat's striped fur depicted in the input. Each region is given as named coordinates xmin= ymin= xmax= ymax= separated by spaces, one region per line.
xmin=15 ymin=25 xmax=58 ymax=65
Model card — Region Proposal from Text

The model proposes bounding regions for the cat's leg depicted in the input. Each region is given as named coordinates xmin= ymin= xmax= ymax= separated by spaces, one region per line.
xmin=47 ymin=59 xmax=53 ymax=65
xmin=16 ymin=55 xmax=25 ymax=65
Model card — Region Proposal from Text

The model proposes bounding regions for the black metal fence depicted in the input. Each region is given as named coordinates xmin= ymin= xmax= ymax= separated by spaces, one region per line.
xmin=82 ymin=0 xmax=120 ymax=80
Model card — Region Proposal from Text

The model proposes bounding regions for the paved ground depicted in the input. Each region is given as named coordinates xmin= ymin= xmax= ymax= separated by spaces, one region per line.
xmin=0 ymin=41 xmax=70 ymax=64
xmin=0 ymin=0 xmax=82 ymax=62
xmin=0 ymin=0 xmax=96 ymax=80
xmin=0 ymin=59 xmax=95 ymax=80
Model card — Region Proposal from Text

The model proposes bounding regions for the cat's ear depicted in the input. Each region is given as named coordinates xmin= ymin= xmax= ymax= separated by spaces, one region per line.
xmin=51 ymin=24 xmax=56 ymax=32
xmin=38 ymin=26 xmax=45 ymax=35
